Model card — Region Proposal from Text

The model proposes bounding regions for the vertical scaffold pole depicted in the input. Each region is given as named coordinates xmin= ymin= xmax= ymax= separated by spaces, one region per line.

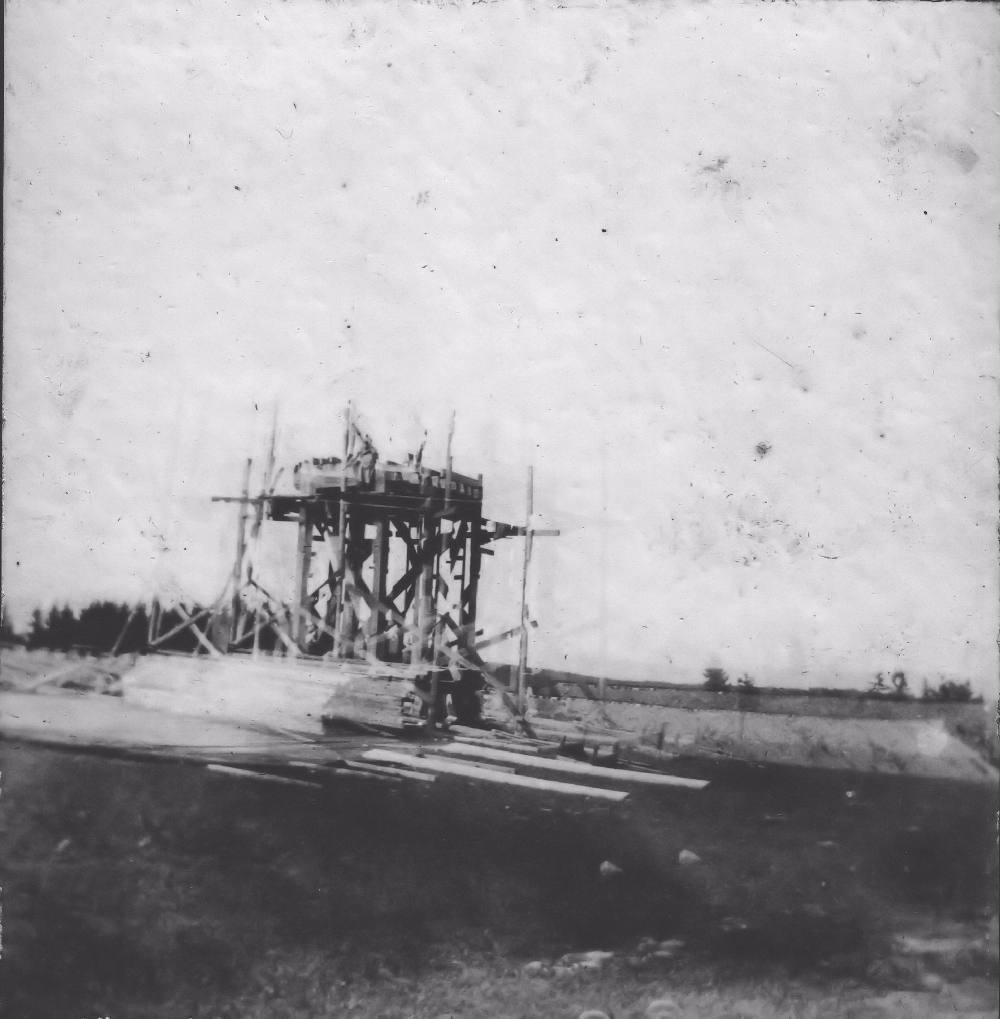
xmin=367 ymin=516 xmax=389 ymax=658
xmin=231 ymin=457 xmax=252 ymax=642
xmin=516 ymin=466 xmax=534 ymax=711
xmin=335 ymin=405 xmax=352 ymax=658
xmin=292 ymin=503 xmax=313 ymax=652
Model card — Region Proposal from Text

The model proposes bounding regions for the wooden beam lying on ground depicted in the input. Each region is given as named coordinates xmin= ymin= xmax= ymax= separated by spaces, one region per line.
xmin=420 ymin=752 xmax=517 ymax=774
xmin=343 ymin=760 xmax=437 ymax=782
xmin=437 ymin=743 xmax=709 ymax=789
xmin=362 ymin=749 xmax=629 ymax=801
xmin=451 ymin=734 xmax=541 ymax=755
xmin=14 ymin=662 xmax=107 ymax=693
xmin=206 ymin=764 xmax=322 ymax=788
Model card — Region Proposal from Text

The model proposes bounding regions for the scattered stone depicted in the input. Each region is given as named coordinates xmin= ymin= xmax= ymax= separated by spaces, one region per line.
xmin=580 ymin=950 xmax=614 ymax=970
xmin=817 ymin=840 xmax=838 ymax=848
xmin=557 ymin=950 xmax=614 ymax=973
xmin=523 ymin=960 xmax=546 ymax=977
xmin=626 ymin=937 xmax=684 ymax=968
xmin=599 ymin=860 xmax=623 ymax=879
xmin=137 ymin=835 xmax=152 ymax=848
xmin=678 ymin=849 xmax=701 ymax=866
xmin=55 ymin=838 xmax=71 ymax=853
xmin=645 ymin=998 xmax=679 ymax=1017
xmin=919 ymin=972 xmax=944 ymax=992
xmin=720 ymin=917 xmax=749 ymax=933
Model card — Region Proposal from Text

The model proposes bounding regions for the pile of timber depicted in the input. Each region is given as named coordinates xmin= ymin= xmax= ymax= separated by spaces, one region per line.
xmin=196 ymin=729 xmax=709 ymax=800
xmin=357 ymin=732 xmax=709 ymax=802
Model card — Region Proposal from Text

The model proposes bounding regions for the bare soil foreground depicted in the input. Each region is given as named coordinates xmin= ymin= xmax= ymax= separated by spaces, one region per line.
xmin=1 ymin=736 xmax=997 ymax=1019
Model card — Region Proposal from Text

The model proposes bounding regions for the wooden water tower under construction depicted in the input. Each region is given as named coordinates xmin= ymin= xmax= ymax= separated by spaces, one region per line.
xmin=213 ymin=416 xmax=557 ymax=727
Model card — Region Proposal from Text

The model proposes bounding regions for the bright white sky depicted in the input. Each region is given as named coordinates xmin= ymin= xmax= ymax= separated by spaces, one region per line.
xmin=4 ymin=0 xmax=998 ymax=696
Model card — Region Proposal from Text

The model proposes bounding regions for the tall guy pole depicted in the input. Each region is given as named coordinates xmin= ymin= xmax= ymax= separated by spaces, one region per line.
xmin=516 ymin=466 xmax=534 ymax=712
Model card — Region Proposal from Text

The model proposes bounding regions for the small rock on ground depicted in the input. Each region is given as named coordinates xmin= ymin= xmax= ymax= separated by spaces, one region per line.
xmin=645 ymin=998 xmax=679 ymax=1017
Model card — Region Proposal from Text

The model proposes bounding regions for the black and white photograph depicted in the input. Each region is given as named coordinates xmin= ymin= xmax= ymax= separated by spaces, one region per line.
xmin=2 ymin=1 xmax=998 ymax=1016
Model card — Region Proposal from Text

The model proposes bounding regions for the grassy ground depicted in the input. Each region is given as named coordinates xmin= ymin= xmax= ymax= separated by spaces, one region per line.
xmin=0 ymin=741 xmax=997 ymax=1019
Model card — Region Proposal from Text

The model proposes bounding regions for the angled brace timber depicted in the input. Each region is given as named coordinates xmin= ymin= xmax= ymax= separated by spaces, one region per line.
xmin=147 ymin=607 xmax=213 ymax=650
xmin=437 ymin=613 xmax=535 ymax=737
xmin=176 ymin=605 xmax=223 ymax=658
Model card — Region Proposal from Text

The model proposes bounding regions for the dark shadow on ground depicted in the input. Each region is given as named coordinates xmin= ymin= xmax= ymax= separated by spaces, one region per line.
xmin=0 ymin=743 xmax=996 ymax=1018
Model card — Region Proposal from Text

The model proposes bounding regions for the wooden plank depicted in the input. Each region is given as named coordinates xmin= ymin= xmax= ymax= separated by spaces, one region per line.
xmin=444 ymin=411 xmax=455 ymax=513
xmin=292 ymin=505 xmax=314 ymax=650
xmin=442 ymin=621 xmax=530 ymax=652
xmin=451 ymin=734 xmax=541 ymax=755
xmin=15 ymin=662 xmax=101 ymax=692
xmin=437 ymin=615 xmax=535 ymax=736
xmin=436 ymin=743 xmax=708 ymax=789
xmin=206 ymin=764 xmax=322 ymax=788
xmin=285 ymin=600 xmax=340 ymax=646
xmin=110 ymin=604 xmax=141 ymax=657
xmin=343 ymin=760 xmax=436 ymax=782
xmin=449 ymin=725 xmax=552 ymax=749
xmin=366 ymin=517 xmax=389 ymax=654
xmin=147 ymin=607 xmax=211 ymax=650
xmin=229 ymin=608 xmax=280 ymax=648
xmin=177 ymin=606 xmax=224 ymax=658
xmin=341 ymin=571 xmax=533 ymax=735
xmin=230 ymin=457 xmax=252 ymax=642
xmin=362 ymin=749 xmax=629 ymax=801
xmin=420 ymin=752 xmax=517 ymax=774
xmin=516 ymin=467 xmax=534 ymax=711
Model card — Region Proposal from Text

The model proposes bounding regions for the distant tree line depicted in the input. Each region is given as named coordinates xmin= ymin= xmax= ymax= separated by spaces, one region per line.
xmin=11 ymin=602 xmax=202 ymax=654
xmin=701 ymin=667 xmax=978 ymax=703
xmin=7 ymin=600 xmax=285 ymax=655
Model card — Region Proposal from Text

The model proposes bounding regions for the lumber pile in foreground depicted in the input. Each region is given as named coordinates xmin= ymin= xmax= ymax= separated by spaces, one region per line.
xmin=355 ymin=734 xmax=710 ymax=801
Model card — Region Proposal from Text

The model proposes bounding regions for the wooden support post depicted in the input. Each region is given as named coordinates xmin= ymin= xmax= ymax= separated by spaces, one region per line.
xmin=397 ymin=522 xmax=415 ymax=662
xmin=110 ymin=603 xmax=141 ymax=657
xmin=415 ymin=474 xmax=439 ymax=726
xmin=146 ymin=598 xmax=160 ymax=647
xmin=292 ymin=504 xmax=313 ymax=652
xmin=338 ymin=515 xmax=357 ymax=657
xmin=444 ymin=411 xmax=455 ymax=514
xmin=333 ymin=405 xmax=351 ymax=659
xmin=231 ymin=457 xmax=252 ymax=642
xmin=418 ymin=517 xmax=437 ymax=663
xmin=464 ymin=515 xmax=482 ymax=633
xmin=516 ymin=467 xmax=534 ymax=711
xmin=177 ymin=605 xmax=224 ymax=658
xmin=366 ymin=517 xmax=389 ymax=657
xmin=432 ymin=410 xmax=456 ymax=681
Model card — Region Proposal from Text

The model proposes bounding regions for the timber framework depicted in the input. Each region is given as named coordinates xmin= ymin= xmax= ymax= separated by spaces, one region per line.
xmin=206 ymin=411 xmax=558 ymax=729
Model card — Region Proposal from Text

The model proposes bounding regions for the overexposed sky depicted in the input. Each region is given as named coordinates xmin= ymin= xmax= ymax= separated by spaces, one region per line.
xmin=4 ymin=0 xmax=999 ymax=695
